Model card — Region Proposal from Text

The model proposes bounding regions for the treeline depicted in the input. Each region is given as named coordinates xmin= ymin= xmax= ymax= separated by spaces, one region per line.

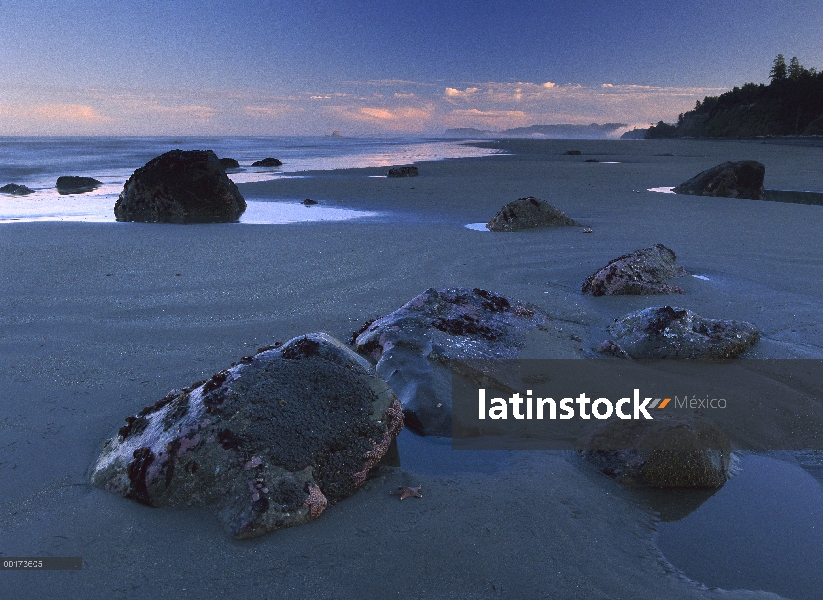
xmin=646 ymin=55 xmax=823 ymax=138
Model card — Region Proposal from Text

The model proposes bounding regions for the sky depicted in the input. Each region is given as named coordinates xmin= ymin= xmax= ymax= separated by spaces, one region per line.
xmin=1 ymin=0 xmax=822 ymax=136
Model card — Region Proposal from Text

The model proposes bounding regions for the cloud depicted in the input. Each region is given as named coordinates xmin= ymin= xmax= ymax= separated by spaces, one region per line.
xmin=0 ymin=103 xmax=110 ymax=122
xmin=243 ymin=105 xmax=293 ymax=117
xmin=445 ymin=87 xmax=480 ymax=99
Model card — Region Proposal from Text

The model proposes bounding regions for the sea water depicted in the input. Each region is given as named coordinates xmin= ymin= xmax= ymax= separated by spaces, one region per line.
xmin=0 ymin=136 xmax=500 ymax=223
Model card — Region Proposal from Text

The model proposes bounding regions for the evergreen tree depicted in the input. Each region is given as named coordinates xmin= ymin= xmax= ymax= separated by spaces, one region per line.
xmin=770 ymin=54 xmax=787 ymax=83
xmin=788 ymin=56 xmax=805 ymax=80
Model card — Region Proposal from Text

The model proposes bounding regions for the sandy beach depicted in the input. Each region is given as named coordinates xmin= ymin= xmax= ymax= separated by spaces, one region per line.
xmin=2 ymin=138 xmax=822 ymax=599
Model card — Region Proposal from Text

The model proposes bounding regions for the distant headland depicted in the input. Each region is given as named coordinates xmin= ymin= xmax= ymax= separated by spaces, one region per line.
xmin=444 ymin=123 xmax=628 ymax=139
xmin=624 ymin=54 xmax=823 ymax=139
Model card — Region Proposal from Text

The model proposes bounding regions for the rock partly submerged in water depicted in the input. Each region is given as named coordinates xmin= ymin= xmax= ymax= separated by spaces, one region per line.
xmin=251 ymin=158 xmax=282 ymax=167
xmin=0 ymin=183 xmax=35 ymax=195
xmin=354 ymin=287 xmax=549 ymax=436
xmin=599 ymin=306 xmax=759 ymax=359
xmin=486 ymin=196 xmax=582 ymax=231
xmin=114 ymin=149 xmax=246 ymax=223
xmin=56 ymin=176 xmax=102 ymax=194
xmin=582 ymin=244 xmax=686 ymax=296
xmin=579 ymin=415 xmax=732 ymax=488
xmin=219 ymin=157 xmax=240 ymax=170
xmin=90 ymin=332 xmax=402 ymax=539
xmin=387 ymin=166 xmax=418 ymax=177
xmin=673 ymin=160 xmax=765 ymax=200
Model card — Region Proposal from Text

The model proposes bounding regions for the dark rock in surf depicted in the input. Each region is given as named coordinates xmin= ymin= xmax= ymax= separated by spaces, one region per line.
xmin=219 ymin=158 xmax=240 ymax=170
xmin=56 ymin=176 xmax=102 ymax=194
xmin=0 ymin=183 xmax=35 ymax=195
xmin=114 ymin=149 xmax=246 ymax=223
xmin=673 ymin=161 xmax=765 ymax=200
xmin=252 ymin=158 xmax=282 ymax=167
xmin=90 ymin=332 xmax=402 ymax=539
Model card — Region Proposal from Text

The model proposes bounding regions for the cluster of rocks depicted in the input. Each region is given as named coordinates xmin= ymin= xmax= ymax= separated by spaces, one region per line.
xmin=114 ymin=149 xmax=246 ymax=223
xmin=92 ymin=333 xmax=402 ymax=539
xmin=88 ymin=153 xmax=771 ymax=538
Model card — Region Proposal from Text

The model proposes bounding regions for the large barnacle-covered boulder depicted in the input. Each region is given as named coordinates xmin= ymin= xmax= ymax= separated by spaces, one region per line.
xmin=90 ymin=333 xmax=402 ymax=539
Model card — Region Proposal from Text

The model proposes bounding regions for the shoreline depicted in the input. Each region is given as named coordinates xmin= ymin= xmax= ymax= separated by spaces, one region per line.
xmin=2 ymin=139 xmax=821 ymax=599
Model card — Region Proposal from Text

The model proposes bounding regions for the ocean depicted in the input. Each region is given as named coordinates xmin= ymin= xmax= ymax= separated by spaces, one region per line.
xmin=0 ymin=136 xmax=499 ymax=223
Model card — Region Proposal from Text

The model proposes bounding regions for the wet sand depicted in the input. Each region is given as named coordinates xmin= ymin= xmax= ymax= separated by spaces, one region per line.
xmin=2 ymin=138 xmax=821 ymax=599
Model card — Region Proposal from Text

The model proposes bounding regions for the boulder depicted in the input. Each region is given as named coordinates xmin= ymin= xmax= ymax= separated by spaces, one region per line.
xmin=114 ymin=149 xmax=246 ymax=223
xmin=673 ymin=160 xmax=765 ymax=200
xmin=219 ymin=158 xmax=240 ymax=170
xmin=582 ymin=244 xmax=686 ymax=296
xmin=354 ymin=287 xmax=548 ymax=436
xmin=56 ymin=176 xmax=102 ymax=194
xmin=486 ymin=197 xmax=581 ymax=231
xmin=579 ymin=415 xmax=732 ymax=487
xmin=252 ymin=158 xmax=282 ymax=167
xmin=0 ymin=183 xmax=34 ymax=195
xmin=90 ymin=333 xmax=403 ymax=539
xmin=301 ymin=198 xmax=318 ymax=206
xmin=387 ymin=166 xmax=418 ymax=177
xmin=599 ymin=306 xmax=759 ymax=359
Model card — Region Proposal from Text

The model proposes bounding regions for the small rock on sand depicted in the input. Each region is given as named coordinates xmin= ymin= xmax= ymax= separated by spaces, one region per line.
xmin=579 ymin=414 xmax=732 ymax=487
xmin=599 ymin=306 xmax=759 ymax=359
xmin=582 ymin=244 xmax=686 ymax=296
xmin=486 ymin=196 xmax=581 ymax=231
xmin=387 ymin=166 xmax=418 ymax=177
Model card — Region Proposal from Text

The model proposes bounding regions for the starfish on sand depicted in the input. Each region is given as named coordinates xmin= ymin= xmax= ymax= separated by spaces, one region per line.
xmin=390 ymin=486 xmax=422 ymax=500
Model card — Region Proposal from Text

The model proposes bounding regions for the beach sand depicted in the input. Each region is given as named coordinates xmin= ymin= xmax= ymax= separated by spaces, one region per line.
xmin=1 ymin=138 xmax=821 ymax=599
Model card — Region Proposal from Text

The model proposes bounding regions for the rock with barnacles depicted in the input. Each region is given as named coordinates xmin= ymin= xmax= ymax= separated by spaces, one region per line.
xmin=486 ymin=197 xmax=581 ymax=231
xmin=354 ymin=287 xmax=552 ymax=436
xmin=582 ymin=244 xmax=686 ymax=296
xmin=579 ymin=414 xmax=732 ymax=487
xmin=90 ymin=333 xmax=403 ymax=539
xmin=673 ymin=160 xmax=765 ymax=200
xmin=115 ymin=149 xmax=246 ymax=223
xmin=599 ymin=306 xmax=759 ymax=359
